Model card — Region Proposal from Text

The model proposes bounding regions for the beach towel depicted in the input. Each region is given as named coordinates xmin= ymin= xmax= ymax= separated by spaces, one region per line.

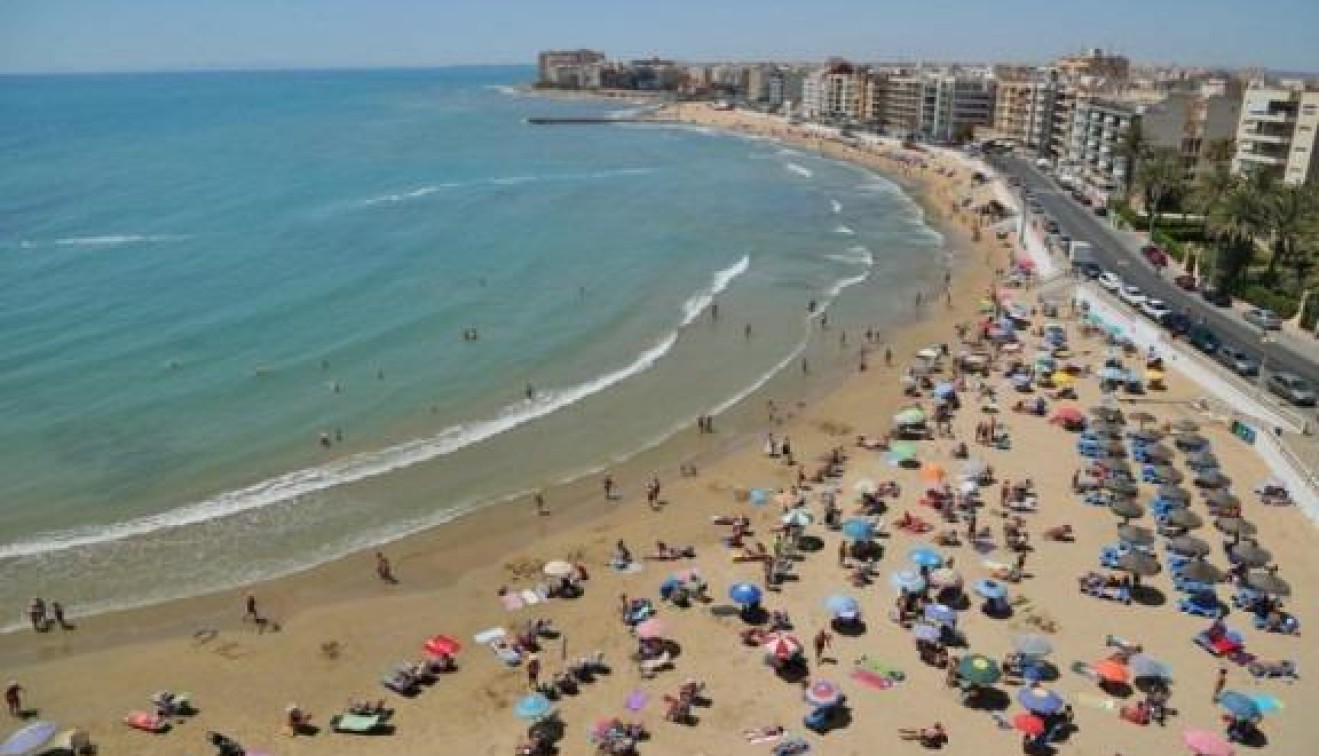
xmin=1073 ymin=692 xmax=1116 ymax=711
xmin=520 ymin=589 xmax=543 ymax=606
xmin=624 ymin=690 xmax=648 ymax=712
xmin=746 ymin=731 xmax=785 ymax=744
xmin=489 ymin=641 xmax=521 ymax=666
xmin=473 ymin=627 xmax=506 ymax=644
xmin=855 ymin=657 xmax=905 ymax=681
xmin=615 ymin=561 xmax=644 ymax=574
xmin=850 ymin=668 xmax=896 ymax=690
xmin=500 ymin=593 xmax=524 ymax=611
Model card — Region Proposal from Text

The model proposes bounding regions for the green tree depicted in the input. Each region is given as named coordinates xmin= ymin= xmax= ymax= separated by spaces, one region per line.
xmin=1261 ymin=182 xmax=1319 ymax=288
xmin=1207 ymin=172 xmax=1270 ymax=289
xmin=1133 ymin=147 xmax=1187 ymax=240
xmin=1117 ymin=120 xmax=1149 ymax=199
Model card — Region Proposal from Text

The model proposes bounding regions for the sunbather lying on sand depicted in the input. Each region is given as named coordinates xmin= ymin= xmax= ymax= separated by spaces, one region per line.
xmin=648 ymin=541 xmax=695 ymax=560
xmin=898 ymin=722 xmax=947 ymax=747
xmin=743 ymin=725 xmax=785 ymax=741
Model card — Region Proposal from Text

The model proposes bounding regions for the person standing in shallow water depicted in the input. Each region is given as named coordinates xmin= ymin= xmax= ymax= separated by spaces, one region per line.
xmin=375 ymin=552 xmax=396 ymax=584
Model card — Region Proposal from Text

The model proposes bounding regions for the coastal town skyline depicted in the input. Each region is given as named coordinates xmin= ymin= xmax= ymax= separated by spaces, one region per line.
xmin=2 ymin=0 xmax=1318 ymax=74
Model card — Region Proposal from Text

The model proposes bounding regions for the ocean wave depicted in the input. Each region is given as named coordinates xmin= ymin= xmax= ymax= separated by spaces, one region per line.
xmin=0 ymin=330 xmax=681 ymax=560
xmin=826 ymin=246 xmax=874 ymax=267
xmin=785 ymin=162 xmax=813 ymax=178
xmin=357 ymin=168 xmax=655 ymax=207
xmin=834 ymin=225 xmax=855 ymax=235
xmin=680 ymin=255 xmax=750 ymax=327
xmin=48 ymin=234 xmax=189 ymax=247
xmin=485 ymin=84 xmax=523 ymax=96
xmin=824 ymin=271 xmax=871 ymax=299
xmin=831 ymin=200 xmax=842 ymax=214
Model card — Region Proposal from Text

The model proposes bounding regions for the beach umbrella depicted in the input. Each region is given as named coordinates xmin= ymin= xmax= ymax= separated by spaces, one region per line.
xmin=1052 ymin=371 xmax=1076 ymax=387
xmin=1116 ymin=552 xmax=1161 ymax=577
xmin=928 ymin=567 xmax=963 ymax=589
xmin=852 ymin=478 xmax=878 ymax=495
xmin=974 ymin=578 xmax=1008 ymax=600
xmin=634 ymin=617 xmax=667 ymax=640
xmin=889 ymin=569 xmax=927 ymax=593
xmin=803 ymin=679 xmax=844 ymax=708
xmin=1118 ymin=524 xmax=1155 ymax=546
xmin=1130 ymin=654 xmax=1172 ymax=681
xmin=1130 ymin=429 xmax=1164 ymax=442
xmin=1151 ymin=465 xmax=1184 ymax=483
xmin=920 ymin=463 xmax=947 ymax=484
xmin=1090 ymin=658 xmax=1130 ymax=684
xmin=542 ymin=560 xmax=575 ymax=579
xmin=1214 ymin=518 xmax=1256 ymax=537
xmin=909 ymin=547 xmax=944 ymax=569
xmin=1176 ymin=432 xmax=1209 ymax=447
xmin=1244 ymin=570 xmax=1291 ymax=597
xmin=0 ymin=722 xmax=60 ymax=756
xmin=841 ymin=518 xmax=875 ymax=542
xmin=959 ymin=459 xmax=988 ymax=480
xmin=958 ymin=654 xmax=1002 ymax=685
xmin=1018 ymin=686 xmax=1065 ymax=715
xmin=1129 ymin=411 xmax=1157 ymax=427
xmin=1183 ymin=729 xmax=1234 ymax=756
xmin=1163 ymin=510 xmax=1203 ymax=530
xmin=1168 ymin=535 xmax=1210 ymax=558
xmin=749 ymin=488 xmax=770 ymax=506
xmin=1204 ymin=491 xmax=1240 ymax=509
xmin=1104 ymin=479 xmax=1139 ymax=497
xmin=781 ymin=508 xmax=814 ymax=527
xmin=924 ymin=603 xmax=958 ymax=625
xmin=933 ymin=382 xmax=957 ymax=398
xmin=1014 ymin=634 xmax=1053 ymax=657
xmin=1249 ymin=693 xmax=1284 ymax=715
xmin=1052 ymin=406 xmax=1085 ymax=424
xmin=911 ymin=622 xmax=941 ymax=642
xmin=915 ymin=347 xmax=941 ymax=360
xmin=729 ymin=582 xmax=763 ymax=606
xmin=762 ymin=633 xmax=804 ymax=660
xmin=1109 ymin=499 xmax=1145 ymax=521
xmin=894 ymin=407 xmax=926 ymax=426
xmin=514 ymin=693 xmax=553 ymax=721
xmin=423 ymin=634 xmax=462 ymax=657
xmin=1012 ymin=712 xmax=1046 ymax=736
xmin=887 ymin=441 xmax=919 ymax=464
xmin=1140 ymin=444 xmax=1174 ymax=461
xmin=1188 ymin=450 xmax=1219 ymax=466
xmin=1157 ymin=484 xmax=1190 ymax=501
xmin=1218 ymin=691 xmax=1261 ymax=721
xmin=1229 ymin=542 xmax=1271 ymax=568
xmin=1172 ymin=419 xmax=1200 ymax=433
xmin=824 ymin=594 xmax=860 ymax=618
xmin=1178 ymin=560 xmax=1224 ymax=585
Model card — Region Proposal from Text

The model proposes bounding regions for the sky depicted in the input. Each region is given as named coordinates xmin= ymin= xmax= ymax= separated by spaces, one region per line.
xmin=1 ymin=0 xmax=1316 ymax=74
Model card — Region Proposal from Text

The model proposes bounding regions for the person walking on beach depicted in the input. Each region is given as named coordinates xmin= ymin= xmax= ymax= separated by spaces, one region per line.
xmin=244 ymin=594 xmax=260 ymax=624
xmin=813 ymin=629 xmax=833 ymax=664
xmin=884 ymin=347 xmax=893 ymax=367
xmin=534 ymin=491 xmax=548 ymax=516
xmin=602 ymin=474 xmax=616 ymax=501
xmin=50 ymin=601 xmax=68 ymax=630
xmin=375 ymin=552 xmax=396 ymax=584
xmin=1212 ymin=667 xmax=1227 ymax=702
xmin=526 ymin=654 xmax=541 ymax=690
xmin=5 ymin=682 xmax=23 ymax=717
xmin=646 ymin=476 xmax=662 ymax=510
xmin=26 ymin=598 xmax=45 ymax=632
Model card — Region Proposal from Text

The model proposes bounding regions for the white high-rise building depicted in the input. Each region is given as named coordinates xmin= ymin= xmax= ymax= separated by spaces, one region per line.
xmin=1233 ymin=85 xmax=1319 ymax=186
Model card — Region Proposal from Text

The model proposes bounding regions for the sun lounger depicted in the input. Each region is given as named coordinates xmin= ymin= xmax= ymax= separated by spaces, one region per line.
xmin=490 ymin=640 xmax=522 ymax=666
xmin=1253 ymin=612 xmax=1300 ymax=635
xmin=1178 ymin=593 xmax=1224 ymax=618
xmin=638 ymin=651 xmax=673 ymax=678
xmin=473 ymin=626 xmax=506 ymax=644
xmin=331 ymin=712 xmax=386 ymax=734
xmin=1193 ymin=626 xmax=1245 ymax=658
xmin=1248 ymin=659 xmax=1298 ymax=681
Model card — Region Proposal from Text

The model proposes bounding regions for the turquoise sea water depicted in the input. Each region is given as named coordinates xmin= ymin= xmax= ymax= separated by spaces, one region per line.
xmin=0 ymin=67 xmax=948 ymax=626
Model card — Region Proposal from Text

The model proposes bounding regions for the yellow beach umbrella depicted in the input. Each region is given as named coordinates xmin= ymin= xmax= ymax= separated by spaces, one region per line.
xmin=1051 ymin=372 xmax=1076 ymax=387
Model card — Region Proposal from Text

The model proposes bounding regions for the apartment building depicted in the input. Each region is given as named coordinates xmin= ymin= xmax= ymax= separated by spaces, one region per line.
xmin=801 ymin=61 xmax=868 ymax=122
xmin=1233 ymin=85 xmax=1319 ymax=185
xmin=1056 ymin=48 xmax=1130 ymax=88
xmin=536 ymin=49 xmax=607 ymax=88
xmin=879 ymin=70 xmax=997 ymax=142
xmin=992 ymin=74 xmax=1059 ymax=154
xmin=1063 ymin=97 xmax=1139 ymax=196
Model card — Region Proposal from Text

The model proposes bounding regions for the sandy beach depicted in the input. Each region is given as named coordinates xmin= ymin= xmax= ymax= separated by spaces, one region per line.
xmin=3 ymin=105 xmax=1314 ymax=756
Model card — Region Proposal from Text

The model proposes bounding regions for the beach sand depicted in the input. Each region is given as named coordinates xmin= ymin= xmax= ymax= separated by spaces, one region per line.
xmin=3 ymin=105 xmax=1315 ymax=756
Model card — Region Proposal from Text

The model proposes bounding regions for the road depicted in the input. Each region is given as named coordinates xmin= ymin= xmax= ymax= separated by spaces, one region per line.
xmin=991 ymin=154 xmax=1319 ymax=411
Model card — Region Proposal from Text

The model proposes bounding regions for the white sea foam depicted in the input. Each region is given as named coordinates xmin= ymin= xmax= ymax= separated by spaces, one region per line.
xmin=357 ymin=169 xmax=654 ymax=207
xmin=361 ymin=186 xmax=444 ymax=206
xmin=51 ymin=234 xmax=188 ymax=247
xmin=824 ymin=271 xmax=871 ymax=299
xmin=680 ymin=255 xmax=750 ymax=327
xmin=826 ymin=246 xmax=874 ymax=267
xmin=831 ymin=200 xmax=842 ymax=214
xmin=785 ymin=162 xmax=813 ymax=178
xmin=0 ymin=330 xmax=681 ymax=560
xmin=834 ymin=225 xmax=855 ymax=235
xmin=485 ymin=84 xmax=523 ymax=96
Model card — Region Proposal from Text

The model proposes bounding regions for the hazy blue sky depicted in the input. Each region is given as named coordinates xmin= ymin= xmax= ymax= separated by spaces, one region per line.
xmin=2 ymin=0 xmax=1316 ymax=74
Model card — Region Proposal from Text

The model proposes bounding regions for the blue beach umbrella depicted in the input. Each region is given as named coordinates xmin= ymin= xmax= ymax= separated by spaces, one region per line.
xmin=1129 ymin=654 xmax=1172 ymax=681
xmin=889 ymin=569 xmax=927 ymax=594
xmin=1018 ymin=686 xmax=1065 ymax=715
xmin=933 ymin=382 xmax=956 ymax=398
xmin=1249 ymin=693 xmax=1284 ymax=715
xmin=514 ymin=693 xmax=553 ymax=721
xmin=1013 ymin=634 xmax=1053 ymax=657
xmin=0 ymin=722 xmax=60 ymax=756
xmin=749 ymin=488 xmax=769 ymax=506
xmin=924 ymin=603 xmax=958 ymax=625
xmin=729 ymin=582 xmax=763 ymax=606
xmin=841 ymin=518 xmax=874 ymax=542
xmin=974 ymin=578 xmax=1008 ymax=600
xmin=825 ymin=594 xmax=860 ymax=618
xmin=1101 ymin=366 xmax=1126 ymax=382
xmin=909 ymin=547 xmax=944 ymax=569
xmin=911 ymin=622 xmax=942 ymax=642
xmin=1218 ymin=691 xmax=1261 ymax=720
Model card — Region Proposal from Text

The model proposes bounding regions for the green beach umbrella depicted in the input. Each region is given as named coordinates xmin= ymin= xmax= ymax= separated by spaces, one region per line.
xmin=888 ymin=441 xmax=918 ymax=463
xmin=958 ymin=654 xmax=1002 ymax=685
xmin=894 ymin=408 xmax=926 ymax=426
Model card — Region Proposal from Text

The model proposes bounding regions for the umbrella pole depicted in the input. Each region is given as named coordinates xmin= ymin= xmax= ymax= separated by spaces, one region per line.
xmin=561 ymin=634 xmax=567 ymax=664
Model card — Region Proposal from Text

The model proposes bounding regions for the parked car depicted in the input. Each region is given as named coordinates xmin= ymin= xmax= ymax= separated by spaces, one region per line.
xmin=1266 ymin=372 xmax=1316 ymax=407
xmin=1160 ymin=312 xmax=1193 ymax=336
xmin=1045 ymin=220 xmax=1060 ymax=234
xmin=1141 ymin=244 xmax=1169 ymax=267
xmin=1139 ymin=299 xmax=1172 ymax=321
xmin=1173 ymin=273 xmax=1197 ymax=291
xmin=1093 ymin=206 xmax=1108 ymax=217
xmin=1214 ymin=345 xmax=1261 ymax=377
xmin=1075 ymin=262 xmax=1102 ymax=279
xmin=1097 ymin=271 xmax=1123 ymax=291
xmin=1243 ymin=308 xmax=1282 ymax=330
xmin=1188 ymin=324 xmax=1221 ymax=354
xmin=1118 ymin=285 xmax=1147 ymax=306
xmin=1200 ymin=285 xmax=1232 ymax=307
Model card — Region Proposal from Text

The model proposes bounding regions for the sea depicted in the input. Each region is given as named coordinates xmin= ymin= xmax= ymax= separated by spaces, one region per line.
xmin=0 ymin=67 xmax=950 ymax=629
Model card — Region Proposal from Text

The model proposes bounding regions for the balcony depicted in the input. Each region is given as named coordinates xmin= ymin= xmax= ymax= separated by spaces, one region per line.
xmin=1243 ymin=111 xmax=1296 ymax=124
xmin=1236 ymin=152 xmax=1287 ymax=166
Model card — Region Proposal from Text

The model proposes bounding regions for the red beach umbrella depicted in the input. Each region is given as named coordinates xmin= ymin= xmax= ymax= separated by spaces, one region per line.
xmin=1091 ymin=658 xmax=1130 ymax=684
xmin=762 ymin=633 xmax=804 ymax=660
xmin=424 ymin=634 xmax=462 ymax=657
xmin=1013 ymin=712 xmax=1046 ymax=736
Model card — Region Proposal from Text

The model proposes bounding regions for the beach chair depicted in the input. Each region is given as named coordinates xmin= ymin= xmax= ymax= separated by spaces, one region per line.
xmin=1193 ymin=625 xmax=1244 ymax=658
xmin=331 ymin=712 xmax=386 ymax=734
xmin=1247 ymin=659 xmax=1298 ymax=681
xmin=1178 ymin=592 xmax=1224 ymax=619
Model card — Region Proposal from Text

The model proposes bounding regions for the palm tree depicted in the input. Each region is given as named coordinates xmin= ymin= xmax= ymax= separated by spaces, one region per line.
xmin=1117 ymin=120 xmax=1149 ymax=199
xmin=1133 ymin=147 xmax=1187 ymax=240
xmin=1262 ymin=183 xmax=1319 ymax=287
xmin=1208 ymin=173 xmax=1270 ymax=289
